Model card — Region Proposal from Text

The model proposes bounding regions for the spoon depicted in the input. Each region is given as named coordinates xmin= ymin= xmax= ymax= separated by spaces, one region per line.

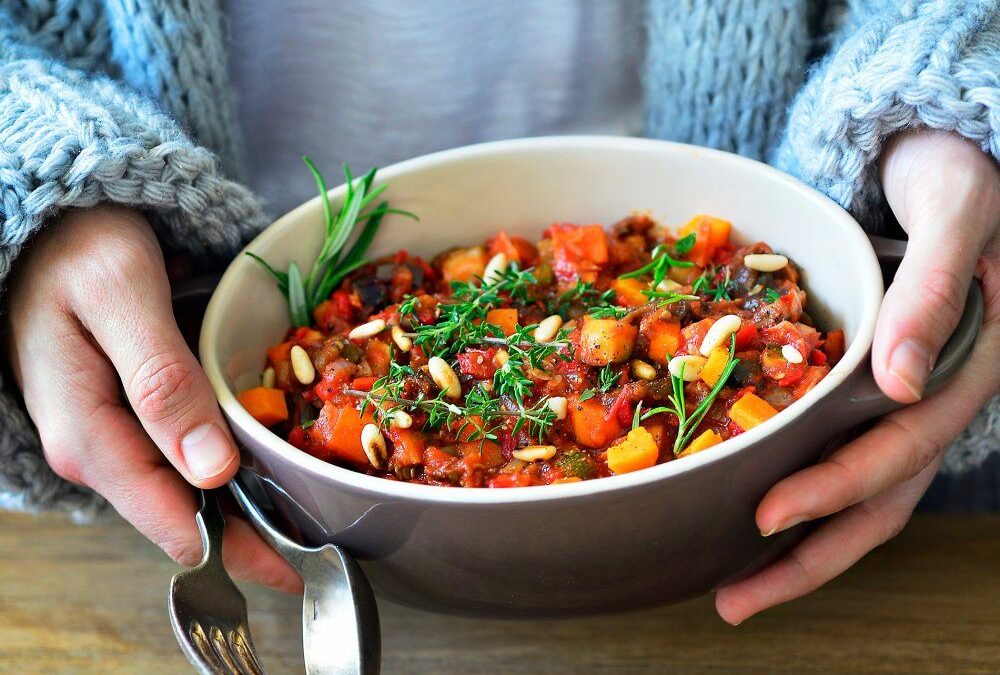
xmin=229 ymin=480 xmax=381 ymax=675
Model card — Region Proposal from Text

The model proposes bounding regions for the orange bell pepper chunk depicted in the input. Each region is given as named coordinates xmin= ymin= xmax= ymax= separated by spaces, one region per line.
xmin=237 ymin=387 xmax=289 ymax=427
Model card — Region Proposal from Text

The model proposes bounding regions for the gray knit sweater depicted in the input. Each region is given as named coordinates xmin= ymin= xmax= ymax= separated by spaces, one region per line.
xmin=0 ymin=0 xmax=996 ymax=516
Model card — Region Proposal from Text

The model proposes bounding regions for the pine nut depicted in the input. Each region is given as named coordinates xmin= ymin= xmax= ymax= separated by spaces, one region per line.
xmin=495 ymin=349 xmax=510 ymax=367
xmin=668 ymin=354 xmax=708 ymax=381
xmin=534 ymin=315 xmax=564 ymax=342
xmin=782 ymin=345 xmax=804 ymax=364
xmin=482 ymin=252 xmax=509 ymax=285
xmin=699 ymin=314 xmax=742 ymax=356
xmin=743 ymin=253 xmax=788 ymax=272
xmin=361 ymin=423 xmax=387 ymax=468
xmin=428 ymin=356 xmax=462 ymax=399
xmin=349 ymin=318 xmax=387 ymax=340
xmin=391 ymin=324 xmax=412 ymax=352
xmin=261 ymin=366 xmax=276 ymax=389
xmin=513 ymin=445 xmax=557 ymax=462
xmin=655 ymin=278 xmax=682 ymax=292
xmin=290 ymin=345 xmax=316 ymax=385
xmin=631 ymin=359 xmax=657 ymax=381
xmin=391 ymin=409 xmax=413 ymax=428
xmin=546 ymin=396 xmax=569 ymax=420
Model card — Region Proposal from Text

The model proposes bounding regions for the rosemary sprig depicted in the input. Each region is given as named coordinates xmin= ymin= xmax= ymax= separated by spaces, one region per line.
xmin=641 ymin=334 xmax=739 ymax=454
xmin=247 ymin=158 xmax=418 ymax=327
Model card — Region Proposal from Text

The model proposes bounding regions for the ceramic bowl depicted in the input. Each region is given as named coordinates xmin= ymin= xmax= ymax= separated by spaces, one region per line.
xmin=200 ymin=137 xmax=981 ymax=616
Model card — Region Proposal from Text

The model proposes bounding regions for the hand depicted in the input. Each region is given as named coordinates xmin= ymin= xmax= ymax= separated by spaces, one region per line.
xmin=8 ymin=205 xmax=301 ymax=593
xmin=716 ymin=129 xmax=1000 ymax=623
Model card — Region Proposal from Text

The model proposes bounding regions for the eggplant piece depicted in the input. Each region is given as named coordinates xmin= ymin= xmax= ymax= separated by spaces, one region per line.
xmin=352 ymin=276 xmax=388 ymax=312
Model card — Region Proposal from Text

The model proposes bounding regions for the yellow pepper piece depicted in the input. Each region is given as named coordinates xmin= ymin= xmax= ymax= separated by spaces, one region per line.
xmin=607 ymin=427 xmax=659 ymax=474
xmin=699 ymin=347 xmax=730 ymax=386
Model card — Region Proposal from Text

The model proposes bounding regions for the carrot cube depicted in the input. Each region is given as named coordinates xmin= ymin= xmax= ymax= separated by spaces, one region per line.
xmin=237 ymin=387 xmax=289 ymax=427
xmin=607 ymin=427 xmax=659 ymax=474
xmin=678 ymin=429 xmax=723 ymax=457
xmin=729 ymin=393 xmax=779 ymax=431
xmin=485 ymin=308 xmax=519 ymax=336
xmin=699 ymin=347 xmax=730 ymax=386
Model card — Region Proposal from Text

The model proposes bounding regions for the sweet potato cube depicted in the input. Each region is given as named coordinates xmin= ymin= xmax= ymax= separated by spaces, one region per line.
xmin=729 ymin=393 xmax=778 ymax=431
xmin=237 ymin=387 xmax=288 ymax=427
xmin=485 ymin=308 xmax=519 ymax=336
xmin=699 ymin=347 xmax=730 ymax=387
xmin=645 ymin=318 xmax=681 ymax=364
xmin=607 ymin=427 xmax=659 ymax=474
xmin=579 ymin=316 xmax=638 ymax=365
xmin=611 ymin=277 xmax=648 ymax=307
xmin=569 ymin=396 xmax=624 ymax=448
xmin=678 ymin=429 xmax=723 ymax=457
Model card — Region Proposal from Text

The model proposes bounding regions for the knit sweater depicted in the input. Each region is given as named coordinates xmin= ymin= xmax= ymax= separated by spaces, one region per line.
xmin=0 ymin=0 xmax=996 ymax=516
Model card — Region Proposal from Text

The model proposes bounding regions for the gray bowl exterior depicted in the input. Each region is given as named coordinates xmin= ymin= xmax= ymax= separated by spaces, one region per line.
xmin=224 ymin=376 xmax=854 ymax=617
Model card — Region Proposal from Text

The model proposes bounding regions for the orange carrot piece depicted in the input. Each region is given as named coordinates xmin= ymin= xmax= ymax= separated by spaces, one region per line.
xmin=611 ymin=277 xmax=648 ymax=307
xmin=267 ymin=340 xmax=293 ymax=366
xmin=237 ymin=387 xmax=289 ymax=427
xmin=607 ymin=427 xmax=659 ymax=474
xmin=569 ymin=396 xmax=624 ymax=449
xmin=729 ymin=393 xmax=779 ymax=431
xmin=485 ymin=308 xmax=519 ymax=336
xmin=678 ymin=429 xmax=723 ymax=457
xmin=699 ymin=347 xmax=730 ymax=387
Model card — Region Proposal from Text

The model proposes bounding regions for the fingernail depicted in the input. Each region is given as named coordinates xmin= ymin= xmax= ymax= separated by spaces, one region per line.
xmin=761 ymin=515 xmax=806 ymax=537
xmin=181 ymin=423 xmax=236 ymax=480
xmin=888 ymin=338 xmax=933 ymax=401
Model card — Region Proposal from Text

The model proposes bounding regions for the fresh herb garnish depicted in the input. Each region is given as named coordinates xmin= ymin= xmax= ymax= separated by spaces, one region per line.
xmin=642 ymin=290 xmax=700 ymax=307
xmin=764 ymin=288 xmax=781 ymax=303
xmin=674 ymin=232 xmax=696 ymax=256
xmin=550 ymin=280 xmax=616 ymax=317
xmin=246 ymin=158 xmax=418 ymax=327
xmin=641 ymin=334 xmax=739 ymax=454
xmin=597 ymin=364 xmax=622 ymax=392
xmin=578 ymin=388 xmax=597 ymax=402
xmin=620 ymin=243 xmax=695 ymax=289
xmin=588 ymin=305 xmax=631 ymax=320
xmin=691 ymin=266 xmax=731 ymax=302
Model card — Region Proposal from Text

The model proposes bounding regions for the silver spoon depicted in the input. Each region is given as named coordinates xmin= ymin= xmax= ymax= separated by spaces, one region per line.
xmin=229 ymin=479 xmax=381 ymax=675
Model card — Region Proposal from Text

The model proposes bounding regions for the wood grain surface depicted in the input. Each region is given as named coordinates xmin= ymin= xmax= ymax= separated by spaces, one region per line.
xmin=1 ymin=511 xmax=997 ymax=674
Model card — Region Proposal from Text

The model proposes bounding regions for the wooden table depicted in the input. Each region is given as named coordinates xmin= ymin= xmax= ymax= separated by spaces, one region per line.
xmin=1 ymin=511 xmax=997 ymax=674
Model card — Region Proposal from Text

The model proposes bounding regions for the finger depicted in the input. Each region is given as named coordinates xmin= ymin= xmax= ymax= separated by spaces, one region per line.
xmin=20 ymin=329 xmax=301 ymax=593
xmin=875 ymin=131 xmax=1000 ymax=402
xmin=757 ymin=285 xmax=1000 ymax=536
xmin=716 ymin=457 xmax=939 ymax=625
xmin=75 ymin=239 xmax=239 ymax=488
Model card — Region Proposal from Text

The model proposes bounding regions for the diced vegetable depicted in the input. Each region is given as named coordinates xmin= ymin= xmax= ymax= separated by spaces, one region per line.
xmin=485 ymin=308 xmax=519 ymax=336
xmin=579 ymin=316 xmax=638 ymax=365
xmin=699 ymin=347 xmax=730 ymax=386
xmin=729 ymin=393 xmax=779 ymax=431
xmin=611 ymin=277 xmax=648 ymax=307
xmin=644 ymin=317 xmax=681 ymax=364
xmin=678 ymin=429 xmax=723 ymax=457
xmin=307 ymin=404 xmax=374 ymax=465
xmin=267 ymin=340 xmax=293 ymax=367
xmin=486 ymin=231 xmax=538 ymax=265
xmin=569 ymin=396 xmax=624 ymax=448
xmin=237 ymin=387 xmax=289 ymax=426
xmin=387 ymin=427 xmax=426 ymax=467
xmin=441 ymin=245 xmax=488 ymax=284
xmin=607 ymin=427 xmax=659 ymax=474
xmin=680 ymin=215 xmax=731 ymax=266
xmin=824 ymin=329 xmax=845 ymax=365
xmin=456 ymin=348 xmax=499 ymax=379
xmin=793 ymin=365 xmax=830 ymax=398
xmin=547 ymin=223 xmax=609 ymax=283
xmin=555 ymin=449 xmax=597 ymax=479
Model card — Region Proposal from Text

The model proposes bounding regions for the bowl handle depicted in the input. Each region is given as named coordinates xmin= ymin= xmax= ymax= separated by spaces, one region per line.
xmin=833 ymin=235 xmax=983 ymax=428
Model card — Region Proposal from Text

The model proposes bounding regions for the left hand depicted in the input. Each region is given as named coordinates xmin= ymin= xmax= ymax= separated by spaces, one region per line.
xmin=715 ymin=129 xmax=1000 ymax=624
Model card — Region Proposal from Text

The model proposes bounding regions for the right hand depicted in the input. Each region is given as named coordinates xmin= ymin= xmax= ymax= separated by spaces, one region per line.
xmin=8 ymin=204 xmax=301 ymax=592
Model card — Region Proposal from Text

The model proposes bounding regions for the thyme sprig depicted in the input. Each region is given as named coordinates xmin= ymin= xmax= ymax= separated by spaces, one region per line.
xmin=619 ymin=243 xmax=695 ymax=289
xmin=247 ymin=158 xmax=418 ymax=327
xmin=640 ymin=334 xmax=739 ymax=454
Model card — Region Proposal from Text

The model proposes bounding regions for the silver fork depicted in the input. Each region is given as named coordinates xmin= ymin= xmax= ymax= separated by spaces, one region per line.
xmin=169 ymin=489 xmax=267 ymax=675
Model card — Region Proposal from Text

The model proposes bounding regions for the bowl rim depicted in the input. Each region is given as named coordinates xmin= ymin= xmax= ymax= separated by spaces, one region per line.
xmin=201 ymin=135 xmax=883 ymax=505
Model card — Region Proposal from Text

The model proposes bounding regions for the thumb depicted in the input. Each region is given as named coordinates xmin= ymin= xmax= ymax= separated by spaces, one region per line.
xmin=875 ymin=130 xmax=999 ymax=402
xmin=84 ymin=275 xmax=240 ymax=488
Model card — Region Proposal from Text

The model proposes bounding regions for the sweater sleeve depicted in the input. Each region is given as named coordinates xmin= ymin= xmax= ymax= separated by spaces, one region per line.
xmin=773 ymin=0 xmax=999 ymax=228
xmin=0 ymin=10 xmax=267 ymax=516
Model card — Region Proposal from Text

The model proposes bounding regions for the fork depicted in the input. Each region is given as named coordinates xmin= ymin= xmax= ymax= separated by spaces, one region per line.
xmin=169 ymin=489 xmax=267 ymax=675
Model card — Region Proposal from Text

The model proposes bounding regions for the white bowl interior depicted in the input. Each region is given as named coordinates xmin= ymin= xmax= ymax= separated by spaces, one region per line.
xmin=202 ymin=137 xmax=881 ymax=497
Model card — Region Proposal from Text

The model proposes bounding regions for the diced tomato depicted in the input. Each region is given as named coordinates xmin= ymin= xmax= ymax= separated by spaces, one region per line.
xmin=456 ymin=348 xmax=499 ymax=380
xmin=793 ymin=365 xmax=830 ymax=398
xmin=734 ymin=322 xmax=759 ymax=350
xmin=760 ymin=347 xmax=807 ymax=387
xmin=607 ymin=387 xmax=634 ymax=427
xmin=313 ymin=361 xmax=358 ymax=402
xmin=810 ymin=349 xmax=828 ymax=366
xmin=351 ymin=376 xmax=377 ymax=391
xmin=824 ymin=329 xmax=845 ymax=366
xmin=486 ymin=231 xmax=539 ymax=266
xmin=546 ymin=223 xmax=609 ymax=284
xmin=680 ymin=319 xmax=713 ymax=355
xmin=386 ymin=427 xmax=426 ymax=467
xmin=488 ymin=473 xmax=537 ymax=488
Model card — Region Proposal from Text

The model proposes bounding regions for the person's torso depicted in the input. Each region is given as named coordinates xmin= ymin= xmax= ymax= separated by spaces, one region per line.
xmin=226 ymin=0 xmax=645 ymax=215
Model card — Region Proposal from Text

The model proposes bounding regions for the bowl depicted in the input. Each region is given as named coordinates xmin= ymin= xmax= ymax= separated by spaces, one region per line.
xmin=200 ymin=136 xmax=981 ymax=616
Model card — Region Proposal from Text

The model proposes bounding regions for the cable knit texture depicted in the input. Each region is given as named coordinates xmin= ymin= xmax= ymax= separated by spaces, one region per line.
xmin=0 ymin=0 xmax=996 ymax=517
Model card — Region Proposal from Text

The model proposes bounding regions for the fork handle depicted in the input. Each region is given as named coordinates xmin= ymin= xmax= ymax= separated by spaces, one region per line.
xmin=195 ymin=489 xmax=227 ymax=569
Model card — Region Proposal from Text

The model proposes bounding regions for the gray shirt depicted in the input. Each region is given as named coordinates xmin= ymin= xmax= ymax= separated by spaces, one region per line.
xmin=226 ymin=0 xmax=644 ymax=216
